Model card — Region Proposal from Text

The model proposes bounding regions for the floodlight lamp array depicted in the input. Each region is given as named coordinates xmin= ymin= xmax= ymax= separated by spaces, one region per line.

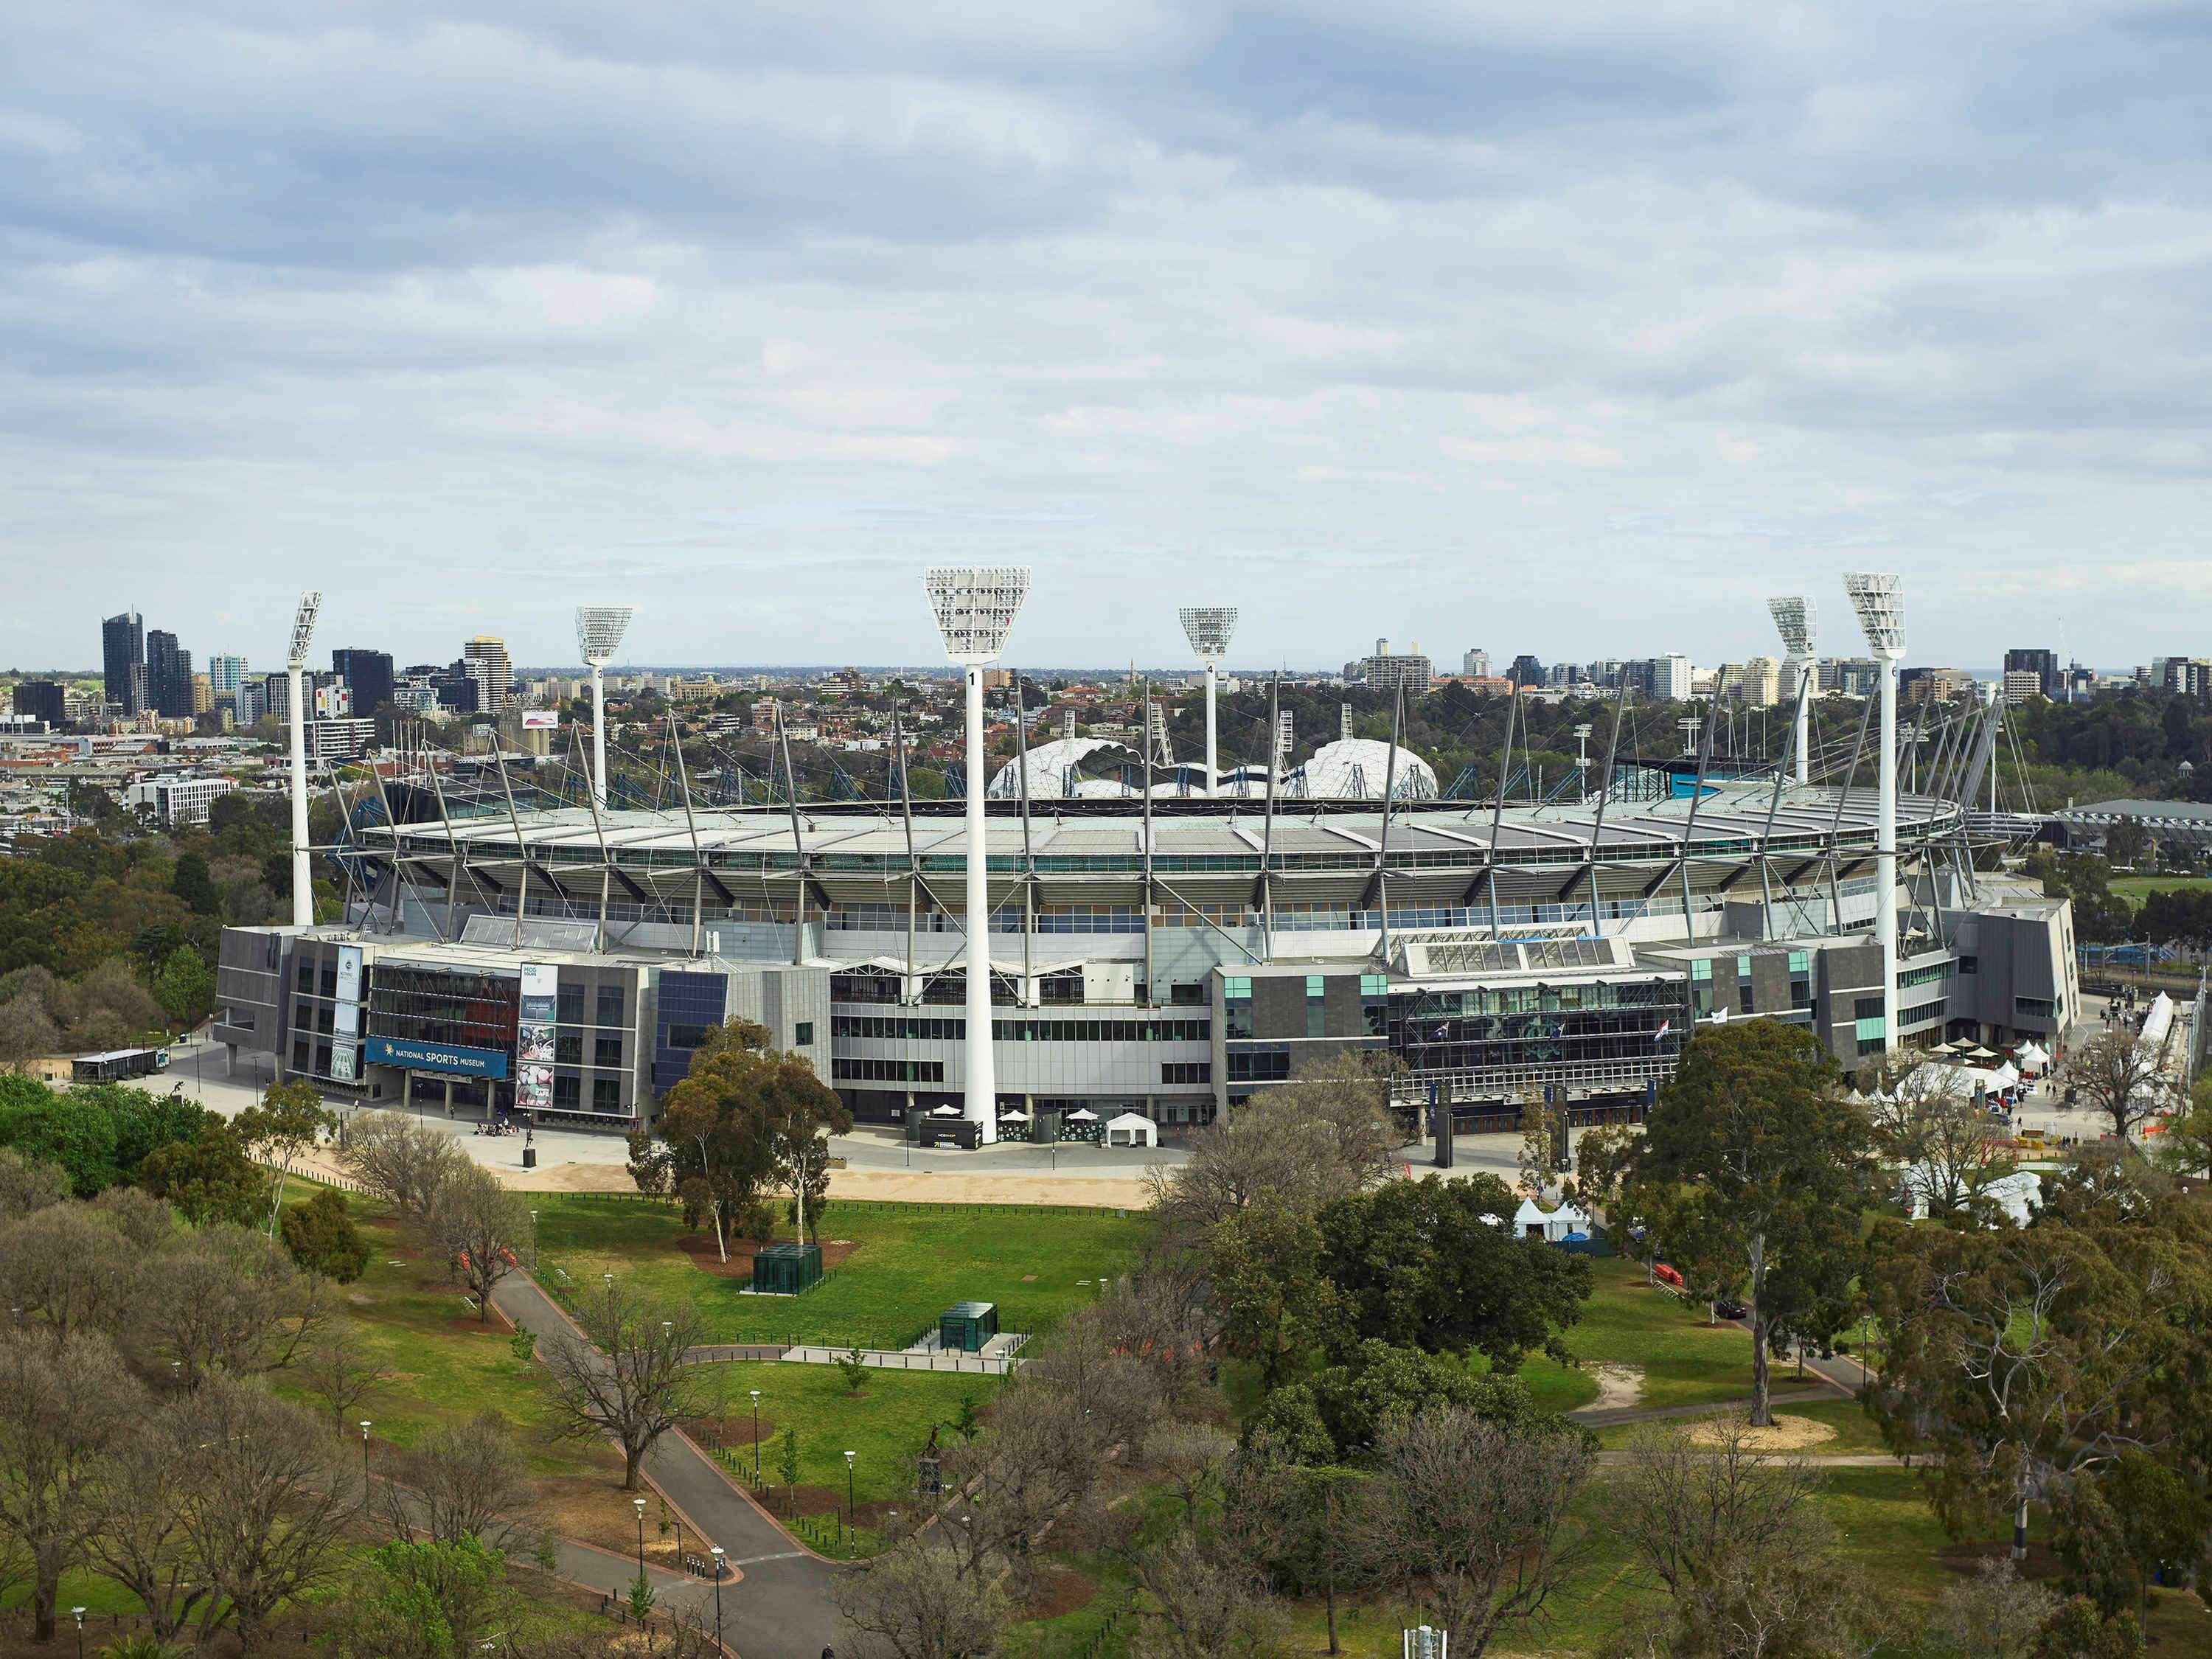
xmin=925 ymin=568 xmax=1030 ymax=663
xmin=1843 ymin=572 xmax=1906 ymax=658
xmin=1767 ymin=595 xmax=1816 ymax=658
xmin=288 ymin=591 xmax=322 ymax=670
xmin=576 ymin=605 xmax=635 ymax=665
xmin=1177 ymin=606 xmax=1238 ymax=661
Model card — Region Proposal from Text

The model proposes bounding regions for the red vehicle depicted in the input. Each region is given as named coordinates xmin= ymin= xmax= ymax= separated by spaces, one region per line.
xmin=1652 ymin=1262 xmax=1685 ymax=1291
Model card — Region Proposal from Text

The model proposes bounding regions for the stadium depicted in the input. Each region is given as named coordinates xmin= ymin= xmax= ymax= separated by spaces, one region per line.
xmin=214 ymin=577 xmax=2079 ymax=1143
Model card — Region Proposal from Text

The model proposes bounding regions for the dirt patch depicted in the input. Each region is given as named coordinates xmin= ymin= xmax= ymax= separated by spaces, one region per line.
xmin=1688 ymin=1413 xmax=1837 ymax=1452
xmin=692 ymin=1414 xmax=779 ymax=1448
xmin=1024 ymin=1565 xmax=1098 ymax=1621
xmin=444 ymin=1312 xmax=515 ymax=1336
xmin=1586 ymin=1362 xmax=1644 ymax=1411
xmin=763 ymin=1483 xmax=846 ymax=1522
xmin=675 ymin=1234 xmax=861 ymax=1278
xmin=540 ymin=1471 xmax=707 ymax=1559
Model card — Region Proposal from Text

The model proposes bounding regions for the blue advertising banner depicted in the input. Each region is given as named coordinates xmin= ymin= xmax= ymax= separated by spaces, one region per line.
xmin=362 ymin=1037 xmax=510 ymax=1079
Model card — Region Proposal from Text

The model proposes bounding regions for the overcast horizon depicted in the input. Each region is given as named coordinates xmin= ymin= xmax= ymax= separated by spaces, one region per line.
xmin=7 ymin=4 xmax=2208 ymax=675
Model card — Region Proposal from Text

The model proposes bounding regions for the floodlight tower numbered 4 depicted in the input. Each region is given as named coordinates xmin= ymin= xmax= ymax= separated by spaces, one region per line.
xmin=287 ymin=591 xmax=322 ymax=927
xmin=1177 ymin=608 xmax=1238 ymax=799
xmin=576 ymin=605 xmax=636 ymax=812
xmin=1766 ymin=596 xmax=1817 ymax=787
xmin=1843 ymin=572 xmax=1905 ymax=1043
xmin=925 ymin=568 xmax=1031 ymax=1145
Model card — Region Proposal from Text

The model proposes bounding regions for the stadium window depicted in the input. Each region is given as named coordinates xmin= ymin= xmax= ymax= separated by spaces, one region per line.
xmin=596 ymin=984 xmax=625 ymax=1027
xmin=1854 ymin=996 xmax=1883 ymax=1020
xmin=794 ymin=1021 xmax=813 ymax=1046
xmin=556 ymin=1031 xmax=582 ymax=1065
xmin=1306 ymin=975 xmax=1326 ymax=1039
xmin=557 ymin=984 xmax=585 ymax=1024
xmin=552 ymin=1074 xmax=580 ymax=1108
xmin=594 ymin=1035 xmax=623 ymax=1068
xmin=592 ymin=1078 xmax=622 ymax=1111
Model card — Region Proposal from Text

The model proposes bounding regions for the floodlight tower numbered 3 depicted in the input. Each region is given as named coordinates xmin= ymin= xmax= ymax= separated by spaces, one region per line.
xmin=576 ymin=605 xmax=636 ymax=812
xmin=925 ymin=568 xmax=1031 ymax=1145
xmin=287 ymin=591 xmax=322 ymax=927
xmin=1177 ymin=607 xmax=1238 ymax=799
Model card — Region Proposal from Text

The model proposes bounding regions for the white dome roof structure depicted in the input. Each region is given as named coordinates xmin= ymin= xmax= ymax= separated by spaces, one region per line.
xmin=989 ymin=737 xmax=1143 ymax=800
xmin=1291 ymin=738 xmax=1439 ymax=801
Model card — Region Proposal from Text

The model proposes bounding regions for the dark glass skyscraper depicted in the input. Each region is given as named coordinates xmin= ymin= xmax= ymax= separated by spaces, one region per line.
xmin=145 ymin=629 xmax=193 ymax=717
xmin=101 ymin=610 xmax=145 ymax=715
xmin=332 ymin=648 xmax=394 ymax=718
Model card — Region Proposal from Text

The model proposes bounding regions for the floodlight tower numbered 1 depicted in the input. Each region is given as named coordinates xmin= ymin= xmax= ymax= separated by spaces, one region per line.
xmin=1767 ymin=596 xmax=1818 ymax=786
xmin=1177 ymin=607 xmax=1238 ymax=799
xmin=286 ymin=591 xmax=322 ymax=926
xmin=576 ymin=605 xmax=636 ymax=811
xmin=1843 ymin=572 xmax=1905 ymax=1043
xmin=924 ymin=568 xmax=1031 ymax=1144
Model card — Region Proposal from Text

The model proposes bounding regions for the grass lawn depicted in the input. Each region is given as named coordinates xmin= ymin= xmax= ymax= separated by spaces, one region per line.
xmin=2110 ymin=874 xmax=2212 ymax=903
xmin=1479 ymin=1258 xmax=1827 ymax=1416
xmin=531 ymin=1194 xmax=1147 ymax=1348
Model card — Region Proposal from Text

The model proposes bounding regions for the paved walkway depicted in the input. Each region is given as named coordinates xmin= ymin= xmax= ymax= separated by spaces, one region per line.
xmin=491 ymin=1273 xmax=844 ymax=1659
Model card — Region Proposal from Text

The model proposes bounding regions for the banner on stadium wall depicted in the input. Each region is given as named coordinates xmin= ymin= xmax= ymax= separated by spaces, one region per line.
xmin=516 ymin=962 xmax=557 ymax=1108
xmin=521 ymin=712 xmax=560 ymax=729
xmin=362 ymin=1037 xmax=509 ymax=1079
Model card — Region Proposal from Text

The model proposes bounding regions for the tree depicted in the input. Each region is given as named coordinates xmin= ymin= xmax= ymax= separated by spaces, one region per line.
xmin=0 ymin=1077 xmax=121 ymax=1196
xmin=832 ymin=1537 xmax=1007 ymax=1659
xmin=539 ymin=1281 xmax=701 ymax=1491
xmin=392 ymin=1412 xmax=546 ymax=1557
xmin=83 ymin=1397 xmax=218 ymax=1644
xmin=298 ymin=1318 xmax=383 ymax=1436
xmin=0 ymin=1147 xmax=70 ymax=1222
xmin=1144 ymin=1421 xmax=1234 ymax=1525
xmin=1864 ymin=1216 xmax=2205 ymax=1559
xmin=2052 ymin=1455 xmax=2209 ymax=1637
xmin=1625 ymin=1022 xmax=1874 ymax=1425
xmin=324 ymin=1537 xmax=512 ymax=1659
xmin=425 ymin=1164 xmax=535 ymax=1320
xmin=1209 ymin=1201 xmax=1326 ymax=1391
xmin=338 ymin=1113 xmax=466 ymax=1220
xmin=281 ymin=1187 xmax=370 ymax=1282
xmin=232 ymin=1079 xmax=333 ymax=1237
xmin=0 ymin=997 xmax=61 ymax=1073
xmin=168 ymin=854 xmax=220 ymax=917
xmin=2061 ymin=1032 xmax=2176 ymax=1145
xmin=0 ymin=1329 xmax=139 ymax=1642
xmin=1221 ymin=1448 xmax=1375 ymax=1658
xmin=1315 ymin=1173 xmax=1591 ymax=1368
xmin=647 ymin=1019 xmax=784 ymax=1262
xmin=2152 ymin=1077 xmax=2212 ymax=1179
xmin=768 ymin=1047 xmax=852 ymax=1244
xmin=1936 ymin=1558 xmax=2057 ymax=1659
xmin=152 ymin=945 xmax=214 ymax=1027
xmin=141 ymin=1222 xmax=327 ymax=1385
xmin=939 ymin=1383 xmax=1101 ymax=1587
xmin=1863 ymin=1051 xmax=2012 ymax=1217
xmin=170 ymin=1377 xmax=357 ymax=1656
xmin=1127 ymin=1531 xmax=1289 ymax=1659
xmin=0 ymin=1202 xmax=136 ymax=1343
xmin=139 ymin=1120 xmax=265 ymax=1226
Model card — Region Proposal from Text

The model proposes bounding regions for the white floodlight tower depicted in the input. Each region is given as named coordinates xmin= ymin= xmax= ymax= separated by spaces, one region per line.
xmin=1843 ymin=574 xmax=1905 ymax=1044
xmin=1176 ymin=608 xmax=1238 ymax=799
xmin=576 ymin=606 xmax=636 ymax=812
xmin=286 ymin=591 xmax=322 ymax=927
xmin=1767 ymin=597 xmax=1818 ymax=786
xmin=925 ymin=568 xmax=1031 ymax=1145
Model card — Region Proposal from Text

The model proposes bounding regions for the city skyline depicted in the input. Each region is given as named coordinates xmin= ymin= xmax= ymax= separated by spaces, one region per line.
xmin=6 ymin=7 xmax=2210 ymax=669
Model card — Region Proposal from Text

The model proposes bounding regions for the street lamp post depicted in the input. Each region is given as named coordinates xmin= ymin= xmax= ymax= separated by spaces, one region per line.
xmin=750 ymin=1390 xmax=762 ymax=1482
xmin=71 ymin=1607 xmax=85 ymax=1659
xmin=633 ymin=1496 xmax=647 ymax=1583
xmin=844 ymin=1450 xmax=856 ymax=1541
xmin=359 ymin=1419 xmax=372 ymax=1482
xmin=709 ymin=1545 xmax=725 ymax=1649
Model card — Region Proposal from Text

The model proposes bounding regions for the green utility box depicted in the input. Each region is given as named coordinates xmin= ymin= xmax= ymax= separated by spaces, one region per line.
xmin=939 ymin=1301 xmax=1000 ymax=1353
xmin=752 ymin=1242 xmax=823 ymax=1296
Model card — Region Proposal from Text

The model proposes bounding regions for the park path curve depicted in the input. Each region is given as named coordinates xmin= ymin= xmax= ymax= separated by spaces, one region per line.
xmin=491 ymin=1273 xmax=845 ymax=1659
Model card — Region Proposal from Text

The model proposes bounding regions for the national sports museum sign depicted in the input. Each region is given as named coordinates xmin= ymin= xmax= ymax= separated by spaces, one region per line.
xmin=361 ymin=1037 xmax=510 ymax=1079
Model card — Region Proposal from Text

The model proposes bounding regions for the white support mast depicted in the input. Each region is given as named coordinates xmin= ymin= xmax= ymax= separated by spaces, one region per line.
xmin=286 ymin=591 xmax=322 ymax=927
xmin=925 ymin=568 xmax=1030 ymax=1146
xmin=1767 ymin=596 xmax=1818 ymax=787
xmin=1177 ymin=608 xmax=1237 ymax=799
xmin=1844 ymin=574 xmax=1905 ymax=1045
xmin=576 ymin=605 xmax=636 ymax=811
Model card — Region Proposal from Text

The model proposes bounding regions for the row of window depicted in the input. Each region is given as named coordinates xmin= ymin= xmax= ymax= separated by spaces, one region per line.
xmin=2016 ymin=997 xmax=2058 ymax=1020
xmin=1161 ymin=1062 xmax=1212 ymax=1085
xmin=833 ymin=1058 xmax=947 ymax=1082
xmin=550 ymin=1075 xmax=627 ymax=1111
xmin=1902 ymin=998 xmax=1947 ymax=1027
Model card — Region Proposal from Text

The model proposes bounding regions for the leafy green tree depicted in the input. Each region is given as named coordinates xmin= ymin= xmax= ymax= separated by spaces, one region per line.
xmin=152 ymin=945 xmax=214 ymax=1026
xmin=1209 ymin=1200 xmax=1328 ymax=1391
xmin=778 ymin=1425 xmax=800 ymax=1493
xmin=97 ymin=1088 xmax=209 ymax=1183
xmin=1624 ymin=1021 xmax=1874 ymax=1425
xmin=168 ymin=854 xmax=219 ymax=917
xmin=232 ymin=1079 xmax=333 ymax=1237
xmin=645 ymin=1018 xmax=799 ymax=1262
xmin=139 ymin=1121 xmax=265 ymax=1226
xmin=1315 ymin=1172 xmax=1590 ymax=1369
xmin=0 ymin=1075 xmax=121 ymax=1196
xmin=2035 ymin=1595 xmax=2146 ymax=1659
xmin=324 ymin=1537 xmax=510 ymax=1659
xmin=279 ymin=1188 xmax=370 ymax=1283
xmin=2053 ymin=1455 xmax=2209 ymax=1637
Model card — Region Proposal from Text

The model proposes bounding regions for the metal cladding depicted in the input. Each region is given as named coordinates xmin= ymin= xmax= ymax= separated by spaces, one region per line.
xmin=288 ymin=591 xmax=322 ymax=670
xmin=1843 ymin=572 xmax=1905 ymax=657
xmin=1177 ymin=606 xmax=1238 ymax=661
xmin=576 ymin=605 xmax=635 ymax=665
xmin=925 ymin=568 xmax=1030 ymax=663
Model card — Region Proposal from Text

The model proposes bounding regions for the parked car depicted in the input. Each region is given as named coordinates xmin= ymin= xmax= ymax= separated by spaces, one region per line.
xmin=1713 ymin=1297 xmax=1749 ymax=1321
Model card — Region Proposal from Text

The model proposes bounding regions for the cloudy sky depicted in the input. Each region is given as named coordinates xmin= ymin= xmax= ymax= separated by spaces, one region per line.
xmin=5 ymin=1 xmax=2208 ymax=675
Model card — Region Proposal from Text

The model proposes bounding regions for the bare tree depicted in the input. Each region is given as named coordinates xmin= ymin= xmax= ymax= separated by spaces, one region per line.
xmin=832 ymin=1536 xmax=1009 ymax=1659
xmin=1096 ymin=1266 xmax=1216 ymax=1417
xmin=171 ymin=1377 xmax=358 ymax=1656
xmin=0 ymin=1203 xmax=136 ymax=1343
xmin=0 ymin=1150 xmax=69 ymax=1222
xmin=1861 ymin=1054 xmax=2013 ymax=1215
xmin=1144 ymin=1421 xmax=1234 ymax=1524
xmin=538 ymin=1281 xmax=701 ymax=1491
xmin=299 ymin=1317 xmax=383 ymax=1434
xmin=142 ymin=1223 xmax=328 ymax=1384
xmin=426 ymin=1164 xmax=535 ymax=1320
xmin=0 ymin=1328 xmax=142 ymax=1642
xmin=339 ymin=1111 xmax=467 ymax=1220
xmin=940 ymin=1385 xmax=1099 ymax=1587
xmin=2062 ymin=1030 xmax=2176 ymax=1144
xmin=1360 ymin=1406 xmax=1595 ymax=1657
xmin=1937 ymin=1557 xmax=2059 ymax=1659
xmin=90 ymin=1183 xmax=175 ymax=1252
xmin=1613 ymin=1415 xmax=1828 ymax=1602
xmin=388 ymin=1411 xmax=546 ymax=1556
xmin=1128 ymin=1531 xmax=1290 ymax=1659
xmin=83 ymin=1405 xmax=215 ymax=1643
xmin=1019 ymin=1305 xmax=1161 ymax=1453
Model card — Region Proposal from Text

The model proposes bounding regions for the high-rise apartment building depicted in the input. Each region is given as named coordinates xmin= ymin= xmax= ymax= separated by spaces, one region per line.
xmin=145 ymin=630 xmax=193 ymax=717
xmin=1642 ymin=654 xmax=1694 ymax=700
xmin=1359 ymin=639 xmax=1433 ymax=693
xmin=208 ymin=655 xmax=249 ymax=699
xmin=102 ymin=611 xmax=145 ymax=715
xmin=332 ymin=649 xmax=394 ymax=718
xmin=1508 ymin=654 xmax=1545 ymax=687
xmin=2002 ymin=669 xmax=2045 ymax=706
xmin=463 ymin=637 xmax=512 ymax=714
xmin=11 ymin=681 xmax=64 ymax=727
xmin=1461 ymin=647 xmax=1490 ymax=678
xmin=2004 ymin=647 xmax=2062 ymax=698
xmin=189 ymin=673 xmax=211 ymax=715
